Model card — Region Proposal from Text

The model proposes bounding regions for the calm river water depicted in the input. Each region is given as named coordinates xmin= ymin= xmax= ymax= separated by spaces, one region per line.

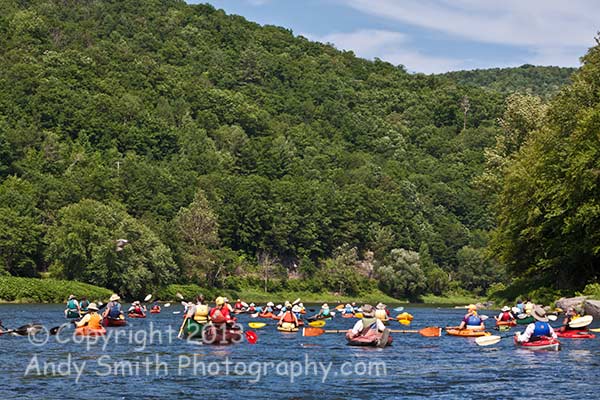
xmin=0 ymin=304 xmax=599 ymax=399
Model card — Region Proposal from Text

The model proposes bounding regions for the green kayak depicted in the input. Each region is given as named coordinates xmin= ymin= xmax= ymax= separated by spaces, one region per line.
xmin=185 ymin=318 xmax=207 ymax=339
xmin=66 ymin=310 xmax=80 ymax=319
xmin=516 ymin=316 xmax=534 ymax=325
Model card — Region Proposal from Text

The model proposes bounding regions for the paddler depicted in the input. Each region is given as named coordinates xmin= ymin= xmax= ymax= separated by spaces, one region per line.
xmin=278 ymin=301 xmax=299 ymax=329
xmin=494 ymin=306 xmax=515 ymax=323
xmin=262 ymin=302 xmax=274 ymax=315
xmin=458 ymin=304 xmax=485 ymax=330
xmin=75 ymin=303 xmax=102 ymax=329
xmin=342 ymin=303 xmax=354 ymax=315
xmin=248 ymin=303 xmax=256 ymax=313
xmin=515 ymin=306 xmax=557 ymax=343
xmin=234 ymin=299 xmax=244 ymax=311
xmin=64 ymin=294 xmax=81 ymax=318
xmin=560 ymin=307 xmax=579 ymax=332
xmin=316 ymin=303 xmax=331 ymax=319
xmin=209 ymin=296 xmax=235 ymax=325
xmin=80 ymin=297 xmax=90 ymax=314
xmin=524 ymin=299 xmax=534 ymax=315
xmin=103 ymin=294 xmax=124 ymax=320
xmin=128 ymin=301 xmax=146 ymax=316
xmin=151 ymin=301 xmax=161 ymax=312
xmin=348 ymin=304 xmax=387 ymax=338
xmin=375 ymin=303 xmax=389 ymax=321
xmin=186 ymin=295 xmax=210 ymax=324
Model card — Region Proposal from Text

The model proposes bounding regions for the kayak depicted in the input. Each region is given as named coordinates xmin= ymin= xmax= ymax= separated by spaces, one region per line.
xmin=396 ymin=312 xmax=414 ymax=321
xmin=556 ymin=329 xmax=596 ymax=339
xmin=307 ymin=314 xmax=333 ymax=321
xmin=150 ymin=309 xmax=161 ymax=314
xmin=75 ymin=326 xmax=107 ymax=336
xmin=103 ymin=317 xmax=127 ymax=327
xmin=345 ymin=329 xmax=392 ymax=347
xmin=66 ymin=310 xmax=80 ymax=319
xmin=185 ymin=318 xmax=208 ymax=339
xmin=259 ymin=312 xmax=274 ymax=318
xmin=202 ymin=324 xmax=243 ymax=345
xmin=277 ymin=323 xmax=299 ymax=332
xmin=514 ymin=336 xmax=560 ymax=351
xmin=342 ymin=313 xmax=354 ymax=318
xmin=495 ymin=320 xmax=516 ymax=327
xmin=516 ymin=316 xmax=534 ymax=325
xmin=446 ymin=328 xmax=491 ymax=337
xmin=128 ymin=313 xmax=146 ymax=318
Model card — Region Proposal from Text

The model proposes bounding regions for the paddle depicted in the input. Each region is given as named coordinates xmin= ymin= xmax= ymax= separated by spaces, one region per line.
xmin=176 ymin=292 xmax=184 ymax=300
xmin=164 ymin=303 xmax=171 ymax=308
xmin=1 ymin=324 xmax=43 ymax=336
xmin=177 ymin=313 xmax=189 ymax=339
xmin=566 ymin=315 xmax=593 ymax=328
xmin=393 ymin=306 xmax=404 ymax=312
xmin=302 ymin=326 xmax=441 ymax=337
xmin=50 ymin=302 xmax=107 ymax=335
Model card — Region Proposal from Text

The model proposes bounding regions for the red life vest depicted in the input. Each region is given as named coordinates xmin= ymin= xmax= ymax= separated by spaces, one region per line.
xmin=501 ymin=311 xmax=512 ymax=321
xmin=282 ymin=311 xmax=296 ymax=323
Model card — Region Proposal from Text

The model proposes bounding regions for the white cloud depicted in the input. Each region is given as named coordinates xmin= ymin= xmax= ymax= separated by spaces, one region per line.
xmin=305 ymin=29 xmax=462 ymax=73
xmin=242 ymin=0 xmax=271 ymax=5
xmin=342 ymin=0 xmax=598 ymax=48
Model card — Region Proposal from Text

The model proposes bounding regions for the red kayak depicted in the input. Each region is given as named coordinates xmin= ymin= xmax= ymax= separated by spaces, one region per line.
xmin=342 ymin=313 xmax=354 ymax=318
xmin=556 ymin=329 xmax=596 ymax=339
xmin=128 ymin=313 xmax=146 ymax=318
xmin=150 ymin=308 xmax=161 ymax=314
xmin=514 ymin=336 xmax=560 ymax=351
xmin=202 ymin=325 xmax=243 ymax=345
xmin=345 ymin=329 xmax=392 ymax=347
xmin=103 ymin=317 xmax=127 ymax=327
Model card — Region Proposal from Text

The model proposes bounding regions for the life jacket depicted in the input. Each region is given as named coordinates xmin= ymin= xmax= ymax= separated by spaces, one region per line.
xmin=375 ymin=309 xmax=387 ymax=321
xmin=248 ymin=306 xmax=255 ymax=312
xmin=210 ymin=307 xmax=228 ymax=324
xmin=234 ymin=302 xmax=243 ymax=310
xmin=282 ymin=311 xmax=296 ymax=324
xmin=87 ymin=313 xmax=102 ymax=329
xmin=501 ymin=311 xmax=512 ymax=321
xmin=133 ymin=306 xmax=143 ymax=314
xmin=194 ymin=304 xmax=209 ymax=323
xmin=322 ymin=308 xmax=330 ymax=317
xmin=344 ymin=306 xmax=353 ymax=313
xmin=67 ymin=299 xmax=78 ymax=310
xmin=108 ymin=302 xmax=122 ymax=318
xmin=80 ymin=300 xmax=89 ymax=311
xmin=361 ymin=317 xmax=378 ymax=334
xmin=466 ymin=315 xmax=482 ymax=326
xmin=254 ymin=306 xmax=262 ymax=313
xmin=532 ymin=321 xmax=550 ymax=338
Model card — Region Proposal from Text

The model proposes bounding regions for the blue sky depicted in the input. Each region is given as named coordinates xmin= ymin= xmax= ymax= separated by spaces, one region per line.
xmin=188 ymin=0 xmax=598 ymax=74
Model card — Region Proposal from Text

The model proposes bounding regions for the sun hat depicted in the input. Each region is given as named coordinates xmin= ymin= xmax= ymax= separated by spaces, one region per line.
xmin=532 ymin=306 xmax=549 ymax=322
xmin=215 ymin=296 xmax=225 ymax=306
xmin=501 ymin=306 xmax=510 ymax=312
xmin=224 ymin=297 xmax=229 ymax=303
xmin=285 ymin=301 xmax=292 ymax=308
xmin=68 ymin=294 xmax=76 ymax=300
xmin=87 ymin=303 xmax=99 ymax=311
xmin=361 ymin=304 xmax=374 ymax=317
xmin=376 ymin=303 xmax=386 ymax=309
xmin=292 ymin=305 xmax=301 ymax=313
xmin=250 ymin=303 xmax=255 ymax=307
xmin=468 ymin=304 xmax=477 ymax=311
xmin=267 ymin=301 xmax=274 ymax=307
xmin=322 ymin=303 xmax=329 ymax=309
xmin=110 ymin=294 xmax=120 ymax=302
xmin=276 ymin=304 xmax=282 ymax=309
xmin=345 ymin=304 xmax=351 ymax=307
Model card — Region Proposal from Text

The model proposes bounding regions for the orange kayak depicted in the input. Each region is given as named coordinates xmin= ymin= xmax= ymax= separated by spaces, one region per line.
xmin=342 ymin=313 xmax=354 ymax=318
xmin=259 ymin=312 xmax=274 ymax=318
xmin=446 ymin=328 xmax=490 ymax=337
xmin=495 ymin=320 xmax=516 ymax=327
xmin=75 ymin=326 xmax=107 ymax=336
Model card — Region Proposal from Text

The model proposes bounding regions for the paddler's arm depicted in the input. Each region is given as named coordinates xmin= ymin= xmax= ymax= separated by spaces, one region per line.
xmin=350 ymin=320 xmax=363 ymax=337
xmin=516 ymin=324 xmax=535 ymax=343
xmin=75 ymin=313 xmax=91 ymax=328
xmin=376 ymin=319 xmax=386 ymax=332
xmin=548 ymin=325 xmax=557 ymax=339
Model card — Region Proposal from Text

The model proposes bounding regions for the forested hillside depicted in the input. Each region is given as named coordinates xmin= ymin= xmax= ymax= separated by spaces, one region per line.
xmin=443 ymin=65 xmax=575 ymax=98
xmin=0 ymin=0 xmax=577 ymax=300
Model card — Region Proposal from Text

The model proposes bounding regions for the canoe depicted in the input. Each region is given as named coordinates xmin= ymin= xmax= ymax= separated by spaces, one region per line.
xmin=446 ymin=328 xmax=491 ymax=337
xmin=66 ymin=310 xmax=80 ymax=319
xmin=75 ymin=326 xmax=107 ymax=336
xmin=495 ymin=320 xmax=516 ymax=327
xmin=514 ymin=336 xmax=560 ymax=351
xmin=103 ymin=317 xmax=127 ymax=327
xmin=345 ymin=329 xmax=392 ymax=347
xmin=128 ymin=313 xmax=146 ymax=318
xmin=516 ymin=316 xmax=534 ymax=325
xmin=185 ymin=318 xmax=208 ymax=339
xmin=556 ymin=329 xmax=596 ymax=339
xmin=342 ymin=313 xmax=354 ymax=318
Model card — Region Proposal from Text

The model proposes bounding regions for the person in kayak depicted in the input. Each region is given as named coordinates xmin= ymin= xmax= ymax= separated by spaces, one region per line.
xmin=103 ymin=294 xmax=124 ymax=320
xmin=494 ymin=306 xmax=515 ymax=323
xmin=560 ymin=307 xmax=580 ymax=332
xmin=80 ymin=297 xmax=90 ymax=314
xmin=515 ymin=299 xmax=524 ymax=314
xmin=515 ymin=306 xmax=557 ymax=343
xmin=75 ymin=303 xmax=102 ymax=329
xmin=248 ymin=303 xmax=256 ymax=313
xmin=128 ymin=301 xmax=146 ymax=316
xmin=348 ymin=304 xmax=386 ymax=337
xmin=278 ymin=302 xmax=299 ymax=329
xmin=316 ymin=304 xmax=331 ymax=319
xmin=187 ymin=295 xmax=210 ymax=324
xmin=64 ymin=295 xmax=81 ymax=318
xmin=234 ymin=299 xmax=244 ymax=311
xmin=342 ymin=304 xmax=354 ymax=315
xmin=524 ymin=299 xmax=534 ymax=315
xmin=458 ymin=304 xmax=485 ymax=330
xmin=261 ymin=302 xmax=274 ymax=315
xmin=209 ymin=296 xmax=234 ymax=325
xmin=151 ymin=301 xmax=161 ymax=313
xmin=375 ymin=303 xmax=389 ymax=321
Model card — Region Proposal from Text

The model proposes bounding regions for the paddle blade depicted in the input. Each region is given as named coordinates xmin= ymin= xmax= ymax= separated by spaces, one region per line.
xmin=248 ymin=322 xmax=266 ymax=329
xmin=354 ymin=313 xmax=363 ymax=319
xmin=164 ymin=303 xmax=171 ymax=308
xmin=475 ymin=335 xmax=503 ymax=346
xmin=292 ymin=298 xmax=301 ymax=305
xmin=144 ymin=294 xmax=152 ymax=302
xmin=570 ymin=315 xmax=593 ymax=328
xmin=480 ymin=315 xmax=489 ymax=321
xmin=512 ymin=307 xmax=520 ymax=314
xmin=419 ymin=326 xmax=442 ymax=337
xmin=173 ymin=311 xmax=181 ymax=314
xmin=547 ymin=314 xmax=557 ymax=321
xmin=302 ymin=327 xmax=325 ymax=337
xmin=176 ymin=292 xmax=184 ymax=300
xmin=250 ymin=312 xmax=259 ymax=318
xmin=245 ymin=331 xmax=258 ymax=344
xmin=393 ymin=306 xmax=404 ymax=312
xmin=589 ymin=328 xmax=600 ymax=333
xmin=308 ymin=320 xmax=326 ymax=328
xmin=335 ymin=304 xmax=344 ymax=310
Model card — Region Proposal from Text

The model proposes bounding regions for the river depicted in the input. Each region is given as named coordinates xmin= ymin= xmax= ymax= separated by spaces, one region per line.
xmin=0 ymin=304 xmax=598 ymax=399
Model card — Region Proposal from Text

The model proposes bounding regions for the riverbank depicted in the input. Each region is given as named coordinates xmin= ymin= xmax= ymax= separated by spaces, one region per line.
xmin=0 ymin=276 xmax=112 ymax=303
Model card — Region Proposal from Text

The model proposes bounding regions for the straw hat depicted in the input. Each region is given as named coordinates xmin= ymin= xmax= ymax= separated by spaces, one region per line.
xmin=361 ymin=304 xmax=374 ymax=317
xmin=87 ymin=303 xmax=99 ymax=311
xmin=376 ymin=303 xmax=386 ymax=310
xmin=68 ymin=294 xmax=76 ymax=300
xmin=292 ymin=305 xmax=301 ymax=313
xmin=110 ymin=294 xmax=120 ymax=302
xmin=532 ymin=306 xmax=549 ymax=322
xmin=215 ymin=296 xmax=225 ymax=306
xmin=285 ymin=301 xmax=292 ymax=308
xmin=322 ymin=303 xmax=329 ymax=309
xmin=501 ymin=306 xmax=510 ymax=312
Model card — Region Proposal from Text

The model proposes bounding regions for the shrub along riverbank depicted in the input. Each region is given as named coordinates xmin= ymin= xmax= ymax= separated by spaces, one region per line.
xmin=0 ymin=276 xmax=112 ymax=303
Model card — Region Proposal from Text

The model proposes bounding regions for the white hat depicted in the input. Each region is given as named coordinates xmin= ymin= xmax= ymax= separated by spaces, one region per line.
xmin=376 ymin=303 xmax=386 ymax=309
xmin=110 ymin=294 xmax=120 ymax=302
xmin=292 ymin=305 xmax=301 ymax=313
xmin=267 ymin=302 xmax=274 ymax=307
xmin=250 ymin=303 xmax=255 ymax=307
xmin=322 ymin=303 xmax=329 ymax=309
xmin=276 ymin=304 xmax=282 ymax=309
xmin=87 ymin=302 xmax=99 ymax=311
xmin=501 ymin=306 xmax=510 ymax=312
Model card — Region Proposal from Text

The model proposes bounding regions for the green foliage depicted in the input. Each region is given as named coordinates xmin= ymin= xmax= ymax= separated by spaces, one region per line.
xmin=0 ymin=276 xmax=111 ymax=303
xmin=377 ymin=248 xmax=426 ymax=301
xmin=577 ymin=283 xmax=600 ymax=299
